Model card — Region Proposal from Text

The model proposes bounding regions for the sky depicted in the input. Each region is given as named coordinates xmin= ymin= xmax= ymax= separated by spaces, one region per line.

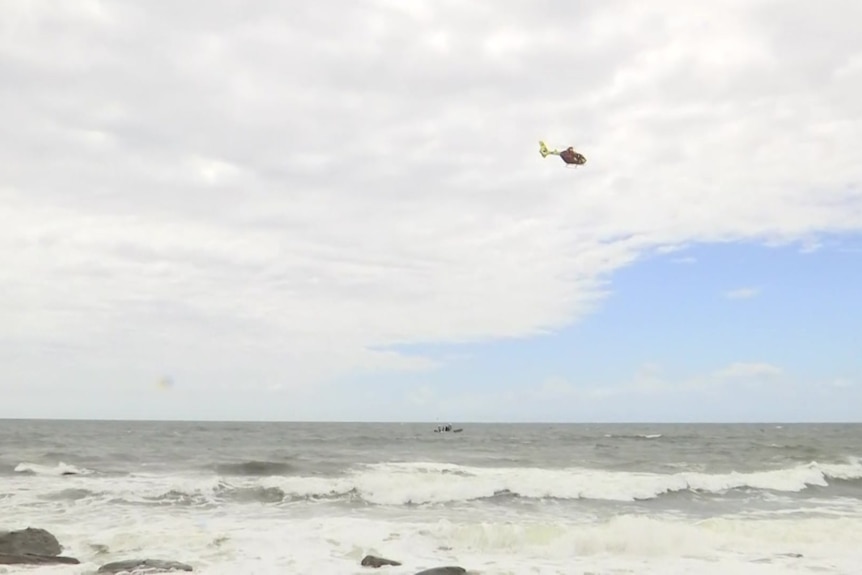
xmin=1 ymin=0 xmax=861 ymax=422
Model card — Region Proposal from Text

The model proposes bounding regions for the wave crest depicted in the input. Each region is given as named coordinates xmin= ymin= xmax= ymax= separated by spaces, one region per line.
xmin=214 ymin=460 xmax=297 ymax=476
xmin=12 ymin=459 xmax=862 ymax=508
xmin=14 ymin=462 xmax=92 ymax=476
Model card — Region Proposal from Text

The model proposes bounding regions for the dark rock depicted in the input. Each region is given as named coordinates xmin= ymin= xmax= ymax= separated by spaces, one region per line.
xmin=753 ymin=552 xmax=805 ymax=564
xmin=97 ymin=559 xmax=194 ymax=573
xmin=0 ymin=527 xmax=62 ymax=556
xmin=361 ymin=554 xmax=402 ymax=567
xmin=0 ymin=553 xmax=80 ymax=565
xmin=91 ymin=543 xmax=111 ymax=555
xmin=414 ymin=568 xmax=467 ymax=575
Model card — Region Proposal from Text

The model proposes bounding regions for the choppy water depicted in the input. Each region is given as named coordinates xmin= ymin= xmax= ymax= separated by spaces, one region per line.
xmin=3 ymin=420 xmax=862 ymax=574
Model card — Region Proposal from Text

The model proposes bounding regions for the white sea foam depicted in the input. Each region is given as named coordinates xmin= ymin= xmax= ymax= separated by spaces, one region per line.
xmin=13 ymin=461 xmax=92 ymax=476
xmin=5 ymin=457 xmax=862 ymax=574
xmin=339 ymin=459 xmax=862 ymax=504
xmin=5 ymin=502 xmax=862 ymax=575
xmin=8 ymin=459 xmax=862 ymax=508
xmin=604 ymin=433 xmax=663 ymax=439
xmin=6 ymin=420 xmax=862 ymax=574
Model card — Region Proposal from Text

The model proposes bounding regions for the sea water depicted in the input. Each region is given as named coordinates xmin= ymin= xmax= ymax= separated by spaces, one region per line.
xmin=2 ymin=420 xmax=862 ymax=574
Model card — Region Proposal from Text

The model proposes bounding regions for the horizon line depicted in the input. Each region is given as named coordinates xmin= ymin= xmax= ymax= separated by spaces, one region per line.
xmin=1 ymin=418 xmax=859 ymax=425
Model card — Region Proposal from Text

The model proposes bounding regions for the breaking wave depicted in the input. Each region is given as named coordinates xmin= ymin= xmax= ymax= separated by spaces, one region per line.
xmin=11 ymin=458 xmax=862 ymax=507
xmin=14 ymin=461 xmax=93 ymax=476
xmin=604 ymin=433 xmax=663 ymax=440
xmin=213 ymin=460 xmax=298 ymax=476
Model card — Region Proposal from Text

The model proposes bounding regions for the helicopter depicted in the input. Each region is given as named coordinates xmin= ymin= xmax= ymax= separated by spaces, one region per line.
xmin=539 ymin=140 xmax=587 ymax=167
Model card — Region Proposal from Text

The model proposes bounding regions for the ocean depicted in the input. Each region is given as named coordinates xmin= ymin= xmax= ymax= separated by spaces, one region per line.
xmin=2 ymin=420 xmax=862 ymax=574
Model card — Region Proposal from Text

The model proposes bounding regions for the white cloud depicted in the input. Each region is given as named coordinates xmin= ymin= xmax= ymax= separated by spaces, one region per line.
xmin=426 ymin=362 xmax=792 ymax=421
xmin=798 ymin=238 xmax=823 ymax=254
xmin=714 ymin=362 xmax=782 ymax=380
xmin=535 ymin=376 xmax=578 ymax=399
xmin=533 ymin=361 xmax=784 ymax=400
xmin=407 ymin=385 xmax=435 ymax=406
xmin=724 ymin=287 xmax=761 ymax=299
xmin=671 ymin=256 xmax=697 ymax=265
xmin=2 ymin=0 xmax=862 ymax=414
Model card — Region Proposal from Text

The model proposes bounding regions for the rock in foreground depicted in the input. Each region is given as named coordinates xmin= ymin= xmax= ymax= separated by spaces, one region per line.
xmin=361 ymin=554 xmax=402 ymax=567
xmin=0 ymin=527 xmax=62 ymax=556
xmin=414 ymin=568 xmax=467 ymax=575
xmin=97 ymin=558 xmax=194 ymax=573
xmin=0 ymin=553 xmax=79 ymax=565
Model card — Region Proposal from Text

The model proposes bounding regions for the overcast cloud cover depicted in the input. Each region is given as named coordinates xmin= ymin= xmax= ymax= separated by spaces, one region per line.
xmin=2 ymin=0 xmax=861 ymax=421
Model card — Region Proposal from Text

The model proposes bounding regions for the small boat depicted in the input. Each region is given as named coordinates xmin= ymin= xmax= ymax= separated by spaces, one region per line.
xmin=433 ymin=424 xmax=463 ymax=433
